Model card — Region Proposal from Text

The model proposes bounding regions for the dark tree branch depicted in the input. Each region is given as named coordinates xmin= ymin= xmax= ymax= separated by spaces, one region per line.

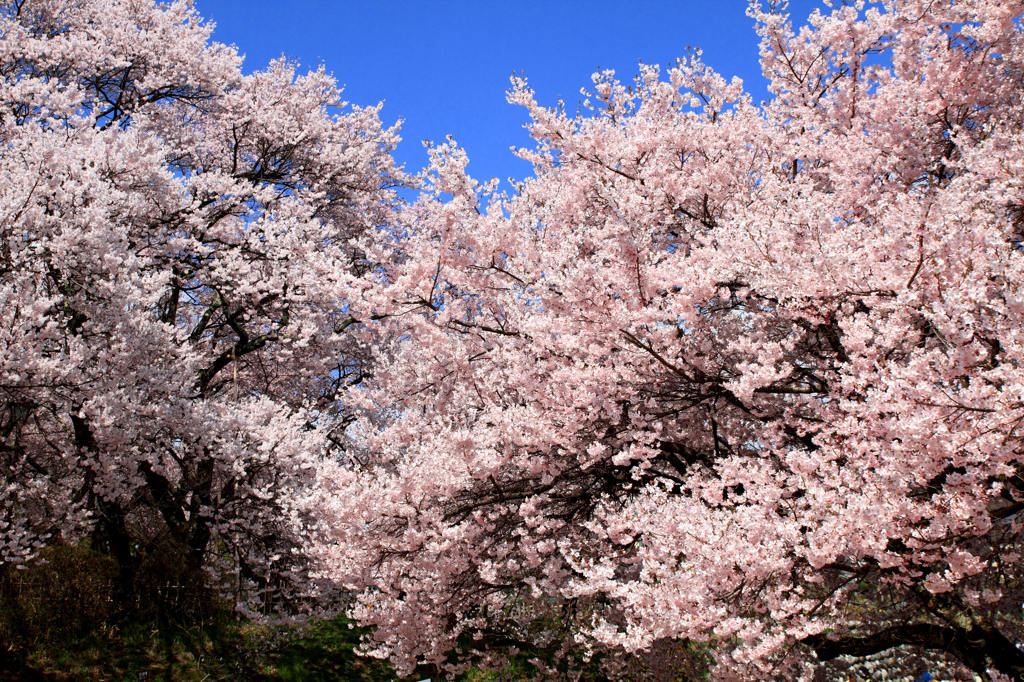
xmin=805 ymin=623 xmax=956 ymax=661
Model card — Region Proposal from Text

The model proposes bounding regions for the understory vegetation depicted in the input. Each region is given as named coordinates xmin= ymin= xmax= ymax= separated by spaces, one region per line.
xmin=0 ymin=547 xmax=628 ymax=681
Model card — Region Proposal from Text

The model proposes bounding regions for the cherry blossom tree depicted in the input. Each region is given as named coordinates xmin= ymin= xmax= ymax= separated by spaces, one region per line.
xmin=0 ymin=0 xmax=405 ymax=614
xmin=321 ymin=1 xmax=1024 ymax=678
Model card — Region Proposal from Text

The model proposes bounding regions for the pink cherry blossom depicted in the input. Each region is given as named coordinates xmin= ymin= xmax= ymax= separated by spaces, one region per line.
xmin=0 ymin=0 xmax=406 ymax=613
xmin=320 ymin=1 xmax=1024 ymax=678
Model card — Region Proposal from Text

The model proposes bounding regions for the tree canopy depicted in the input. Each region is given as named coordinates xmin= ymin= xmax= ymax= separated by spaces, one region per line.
xmin=3 ymin=0 xmax=1024 ymax=680
xmin=0 ymin=0 xmax=404 ymax=616
xmin=317 ymin=1 xmax=1024 ymax=679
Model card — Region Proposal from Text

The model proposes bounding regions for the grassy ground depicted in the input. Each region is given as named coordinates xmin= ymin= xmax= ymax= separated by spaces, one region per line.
xmin=0 ymin=547 xmax=697 ymax=680
xmin=2 ymin=615 xmax=417 ymax=681
xmin=0 ymin=546 xmax=421 ymax=681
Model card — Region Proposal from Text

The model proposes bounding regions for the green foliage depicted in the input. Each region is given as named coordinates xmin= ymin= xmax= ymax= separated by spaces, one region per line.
xmin=0 ymin=545 xmax=411 ymax=681
xmin=0 ymin=546 xmax=710 ymax=680
xmin=0 ymin=545 xmax=120 ymax=648
xmin=252 ymin=617 xmax=415 ymax=681
xmin=1 ymin=612 xmax=417 ymax=681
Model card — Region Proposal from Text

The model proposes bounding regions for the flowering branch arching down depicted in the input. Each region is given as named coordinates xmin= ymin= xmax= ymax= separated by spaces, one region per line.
xmin=321 ymin=1 xmax=1024 ymax=678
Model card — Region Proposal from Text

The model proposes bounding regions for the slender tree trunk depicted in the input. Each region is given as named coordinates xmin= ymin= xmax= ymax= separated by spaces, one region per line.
xmin=90 ymin=498 xmax=135 ymax=601
xmin=72 ymin=413 xmax=137 ymax=602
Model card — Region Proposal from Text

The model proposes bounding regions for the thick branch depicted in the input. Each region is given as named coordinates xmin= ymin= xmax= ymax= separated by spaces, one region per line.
xmin=806 ymin=617 xmax=1024 ymax=681
xmin=806 ymin=623 xmax=956 ymax=661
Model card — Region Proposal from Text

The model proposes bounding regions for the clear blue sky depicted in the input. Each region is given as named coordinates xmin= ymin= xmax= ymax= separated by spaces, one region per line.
xmin=195 ymin=1 xmax=824 ymax=185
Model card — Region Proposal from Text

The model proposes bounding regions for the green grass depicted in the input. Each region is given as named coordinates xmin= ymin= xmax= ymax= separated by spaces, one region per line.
xmin=0 ymin=546 xmax=708 ymax=680
xmin=5 ymin=615 xmax=420 ymax=681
